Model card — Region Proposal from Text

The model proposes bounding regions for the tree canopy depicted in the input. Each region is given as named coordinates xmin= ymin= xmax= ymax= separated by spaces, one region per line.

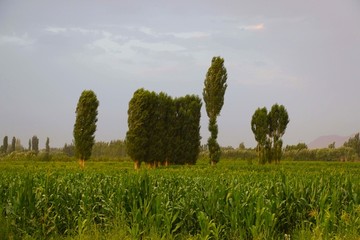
xmin=203 ymin=56 xmax=227 ymax=165
xmin=126 ymin=89 xmax=202 ymax=169
xmin=73 ymin=90 xmax=99 ymax=168
xmin=251 ymin=104 xmax=289 ymax=164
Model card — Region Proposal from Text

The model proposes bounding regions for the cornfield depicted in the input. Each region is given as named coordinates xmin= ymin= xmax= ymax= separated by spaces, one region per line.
xmin=0 ymin=160 xmax=359 ymax=239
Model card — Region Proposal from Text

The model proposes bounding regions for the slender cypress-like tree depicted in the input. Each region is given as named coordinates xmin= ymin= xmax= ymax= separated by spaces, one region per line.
xmin=32 ymin=135 xmax=39 ymax=155
xmin=203 ymin=56 xmax=227 ymax=165
xmin=11 ymin=137 xmax=16 ymax=153
xmin=73 ymin=90 xmax=99 ymax=168
xmin=126 ymin=89 xmax=151 ymax=169
xmin=45 ymin=137 xmax=50 ymax=160
xmin=2 ymin=136 xmax=8 ymax=154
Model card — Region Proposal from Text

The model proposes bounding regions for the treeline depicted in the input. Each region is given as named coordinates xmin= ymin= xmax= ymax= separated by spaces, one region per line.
xmin=0 ymin=135 xmax=51 ymax=160
xmin=217 ymin=134 xmax=360 ymax=162
xmin=0 ymin=135 xmax=44 ymax=155
xmin=126 ymin=89 xmax=202 ymax=169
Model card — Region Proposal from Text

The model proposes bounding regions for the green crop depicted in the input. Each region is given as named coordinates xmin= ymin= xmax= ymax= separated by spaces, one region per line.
xmin=0 ymin=160 xmax=359 ymax=239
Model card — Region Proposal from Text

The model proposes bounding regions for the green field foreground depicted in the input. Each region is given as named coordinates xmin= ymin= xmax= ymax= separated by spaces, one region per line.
xmin=0 ymin=160 xmax=360 ymax=239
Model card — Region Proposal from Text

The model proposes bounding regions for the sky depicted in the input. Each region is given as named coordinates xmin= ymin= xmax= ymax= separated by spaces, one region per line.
xmin=0 ymin=0 xmax=359 ymax=149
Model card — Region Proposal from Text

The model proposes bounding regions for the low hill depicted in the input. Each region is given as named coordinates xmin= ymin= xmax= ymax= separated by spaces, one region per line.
xmin=308 ymin=135 xmax=350 ymax=149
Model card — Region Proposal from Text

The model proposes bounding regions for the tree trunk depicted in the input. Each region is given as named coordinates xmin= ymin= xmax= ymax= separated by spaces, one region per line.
xmin=211 ymin=160 xmax=216 ymax=166
xmin=79 ymin=159 xmax=85 ymax=169
xmin=134 ymin=160 xmax=140 ymax=170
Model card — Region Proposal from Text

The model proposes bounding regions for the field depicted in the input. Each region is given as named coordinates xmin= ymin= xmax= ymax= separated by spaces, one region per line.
xmin=0 ymin=159 xmax=360 ymax=239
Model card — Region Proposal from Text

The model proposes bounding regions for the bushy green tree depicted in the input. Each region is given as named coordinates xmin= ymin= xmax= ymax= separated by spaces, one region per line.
xmin=126 ymin=89 xmax=152 ymax=169
xmin=343 ymin=133 xmax=360 ymax=157
xmin=73 ymin=90 xmax=99 ymax=168
xmin=203 ymin=56 xmax=227 ymax=165
xmin=171 ymin=95 xmax=202 ymax=165
xmin=251 ymin=104 xmax=289 ymax=164
xmin=126 ymin=89 xmax=202 ymax=168
xmin=268 ymin=104 xmax=289 ymax=163
xmin=251 ymin=107 xmax=269 ymax=164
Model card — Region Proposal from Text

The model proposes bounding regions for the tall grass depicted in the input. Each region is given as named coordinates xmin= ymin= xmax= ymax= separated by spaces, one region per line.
xmin=0 ymin=160 xmax=359 ymax=239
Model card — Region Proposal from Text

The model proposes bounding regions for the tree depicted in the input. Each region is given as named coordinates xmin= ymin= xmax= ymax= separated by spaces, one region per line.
xmin=126 ymin=89 xmax=151 ymax=169
xmin=203 ymin=56 xmax=227 ymax=165
xmin=171 ymin=95 xmax=202 ymax=165
xmin=73 ymin=90 xmax=99 ymax=168
xmin=10 ymin=137 xmax=16 ymax=153
xmin=268 ymin=104 xmax=289 ymax=163
xmin=32 ymin=135 xmax=39 ymax=155
xmin=251 ymin=107 xmax=268 ymax=164
xmin=45 ymin=137 xmax=50 ymax=160
xmin=126 ymin=89 xmax=202 ymax=169
xmin=328 ymin=142 xmax=336 ymax=149
xmin=251 ymin=104 xmax=289 ymax=164
xmin=28 ymin=139 xmax=31 ymax=151
xmin=343 ymin=133 xmax=360 ymax=157
xmin=2 ymin=136 xmax=8 ymax=154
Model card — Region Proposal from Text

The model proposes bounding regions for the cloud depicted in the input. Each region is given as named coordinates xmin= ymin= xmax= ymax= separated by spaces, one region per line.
xmin=0 ymin=34 xmax=35 ymax=46
xmin=137 ymin=26 xmax=210 ymax=39
xmin=45 ymin=27 xmax=67 ymax=34
xmin=168 ymin=31 xmax=210 ymax=39
xmin=238 ymin=23 xmax=264 ymax=31
xmin=45 ymin=26 xmax=115 ymax=38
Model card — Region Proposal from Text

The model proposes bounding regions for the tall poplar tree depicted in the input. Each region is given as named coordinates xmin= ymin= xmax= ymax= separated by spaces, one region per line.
xmin=45 ymin=137 xmax=50 ymax=160
xmin=32 ymin=135 xmax=39 ymax=155
xmin=126 ymin=89 xmax=151 ymax=169
xmin=73 ymin=90 xmax=99 ymax=168
xmin=11 ymin=137 xmax=16 ymax=153
xmin=2 ymin=136 xmax=8 ymax=154
xmin=203 ymin=56 xmax=227 ymax=165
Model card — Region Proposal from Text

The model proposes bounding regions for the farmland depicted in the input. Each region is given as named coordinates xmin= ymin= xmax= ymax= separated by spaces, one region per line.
xmin=0 ymin=159 xmax=360 ymax=239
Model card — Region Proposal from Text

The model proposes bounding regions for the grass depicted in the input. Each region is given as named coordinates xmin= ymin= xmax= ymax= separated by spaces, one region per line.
xmin=0 ymin=158 xmax=359 ymax=239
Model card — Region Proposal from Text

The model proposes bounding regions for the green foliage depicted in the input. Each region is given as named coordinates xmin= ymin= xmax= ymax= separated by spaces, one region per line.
xmin=0 ymin=161 xmax=359 ymax=239
xmin=171 ymin=95 xmax=202 ymax=165
xmin=1 ymin=136 xmax=8 ymax=154
xmin=285 ymin=143 xmax=308 ymax=151
xmin=284 ymin=147 xmax=357 ymax=162
xmin=251 ymin=104 xmax=289 ymax=164
xmin=126 ymin=89 xmax=202 ymax=167
xmin=203 ymin=56 xmax=227 ymax=165
xmin=73 ymin=90 xmax=99 ymax=161
xmin=251 ymin=107 xmax=268 ymax=164
xmin=91 ymin=140 xmax=126 ymax=158
xmin=32 ymin=135 xmax=39 ymax=155
xmin=344 ymin=133 xmax=360 ymax=157
xmin=63 ymin=143 xmax=75 ymax=157
xmin=10 ymin=136 xmax=15 ymax=153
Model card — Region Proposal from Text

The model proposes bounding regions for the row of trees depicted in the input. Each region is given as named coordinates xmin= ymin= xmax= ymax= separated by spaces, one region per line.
xmin=126 ymin=89 xmax=202 ymax=169
xmin=0 ymin=135 xmax=48 ymax=155
xmin=251 ymin=104 xmax=290 ymax=164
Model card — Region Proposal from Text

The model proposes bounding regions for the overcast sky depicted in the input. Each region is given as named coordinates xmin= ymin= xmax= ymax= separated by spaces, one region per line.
xmin=0 ymin=0 xmax=359 ymax=149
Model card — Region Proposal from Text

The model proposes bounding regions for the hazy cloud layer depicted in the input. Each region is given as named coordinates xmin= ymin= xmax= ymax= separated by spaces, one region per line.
xmin=0 ymin=0 xmax=359 ymax=148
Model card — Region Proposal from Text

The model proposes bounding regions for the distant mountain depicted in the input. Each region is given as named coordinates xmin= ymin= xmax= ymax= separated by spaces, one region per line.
xmin=308 ymin=135 xmax=350 ymax=149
